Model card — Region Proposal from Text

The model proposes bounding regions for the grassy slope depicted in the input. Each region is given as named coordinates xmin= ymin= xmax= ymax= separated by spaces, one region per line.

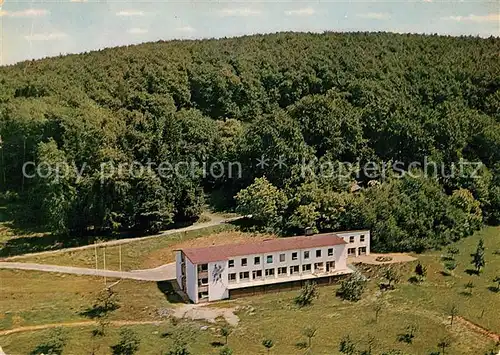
xmin=1 ymin=226 xmax=498 ymax=354
xmin=15 ymin=225 xmax=236 ymax=270
xmin=0 ymin=270 xmax=173 ymax=331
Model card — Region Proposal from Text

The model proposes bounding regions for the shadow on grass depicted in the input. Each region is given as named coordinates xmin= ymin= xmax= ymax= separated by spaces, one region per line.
xmin=295 ymin=341 xmax=308 ymax=350
xmin=487 ymin=286 xmax=499 ymax=293
xmin=79 ymin=304 xmax=120 ymax=319
xmin=210 ymin=341 xmax=225 ymax=348
xmin=0 ymin=219 xmax=204 ymax=258
xmin=465 ymin=269 xmax=479 ymax=276
xmin=157 ymin=281 xmax=186 ymax=304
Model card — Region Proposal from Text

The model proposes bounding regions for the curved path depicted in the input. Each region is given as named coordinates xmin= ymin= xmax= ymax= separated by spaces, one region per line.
xmin=4 ymin=215 xmax=244 ymax=261
xmin=0 ymin=261 xmax=176 ymax=281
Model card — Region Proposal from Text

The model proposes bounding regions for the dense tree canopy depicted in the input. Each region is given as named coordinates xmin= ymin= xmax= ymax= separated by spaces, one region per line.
xmin=0 ymin=32 xmax=498 ymax=250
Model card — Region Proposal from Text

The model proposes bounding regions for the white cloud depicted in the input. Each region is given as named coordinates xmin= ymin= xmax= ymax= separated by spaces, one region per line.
xmin=441 ymin=13 xmax=499 ymax=23
xmin=24 ymin=32 xmax=68 ymax=41
xmin=356 ymin=12 xmax=391 ymax=20
xmin=127 ymin=28 xmax=148 ymax=35
xmin=0 ymin=8 xmax=49 ymax=17
xmin=218 ymin=8 xmax=261 ymax=17
xmin=116 ymin=10 xmax=145 ymax=17
xmin=176 ymin=26 xmax=195 ymax=33
xmin=285 ymin=8 xmax=315 ymax=16
xmin=423 ymin=0 xmax=433 ymax=2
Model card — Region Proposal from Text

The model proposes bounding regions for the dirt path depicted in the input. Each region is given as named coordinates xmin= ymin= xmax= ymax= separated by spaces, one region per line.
xmin=456 ymin=316 xmax=500 ymax=343
xmin=0 ymin=320 xmax=163 ymax=336
xmin=0 ymin=261 xmax=176 ymax=281
xmin=0 ymin=304 xmax=240 ymax=337
xmin=3 ymin=216 xmax=243 ymax=261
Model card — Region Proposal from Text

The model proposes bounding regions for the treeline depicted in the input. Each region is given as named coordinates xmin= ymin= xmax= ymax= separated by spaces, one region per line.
xmin=0 ymin=32 xmax=498 ymax=250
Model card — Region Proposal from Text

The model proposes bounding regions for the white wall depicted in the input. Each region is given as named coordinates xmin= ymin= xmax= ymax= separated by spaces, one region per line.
xmin=185 ymin=258 xmax=197 ymax=303
xmin=337 ymin=230 xmax=371 ymax=256
xmin=208 ymin=261 xmax=229 ymax=301
xmin=225 ymin=243 xmax=348 ymax=286
xmin=175 ymin=251 xmax=183 ymax=290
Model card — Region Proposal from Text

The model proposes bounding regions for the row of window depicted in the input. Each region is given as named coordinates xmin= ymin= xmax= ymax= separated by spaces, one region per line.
xmin=349 ymin=235 xmax=366 ymax=243
xmin=348 ymin=247 xmax=367 ymax=256
xmin=229 ymin=248 xmax=335 ymax=268
xmin=228 ymin=261 xmax=336 ymax=283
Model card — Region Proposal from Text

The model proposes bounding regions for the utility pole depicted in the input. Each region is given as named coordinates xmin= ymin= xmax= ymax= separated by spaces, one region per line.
xmin=103 ymin=246 xmax=106 ymax=286
xmin=119 ymin=245 xmax=122 ymax=272
xmin=94 ymin=241 xmax=98 ymax=274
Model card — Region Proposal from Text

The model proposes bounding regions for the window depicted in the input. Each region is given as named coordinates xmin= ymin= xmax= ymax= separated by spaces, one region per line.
xmin=328 ymin=248 xmax=334 ymax=256
xmin=199 ymin=264 xmax=208 ymax=272
xmin=265 ymin=268 xmax=275 ymax=277
xmin=292 ymin=252 xmax=298 ymax=261
xmin=239 ymin=271 xmax=249 ymax=280
xmin=266 ymin=255 xmax=273 ymax=264
xmin=198 ymin=292 xmax=209 ymax=299
xmin=302 ymin=264 xmax=312 ymax=273
xmin=279 ymin=253 xmax=286 ymax=262
xmin=326 ymin=261 xmax=335 ymax=272
xmin=314 ymin=263 xmax=324 ymax=273
xmin=199 ymin=278 xmax=208 ymax=286
xmin=290 ymin=265 xmax=299 ymax=274
xmin=316 ymin=249 xmax=322 ymax=258
xmin=278 ymin=267 xmax=287 ymax=276
xmin=349 ymin=236 xmax=355 ymax=243
xmin=358 ymin=247 xmax=367 ymax=255
xmin=228 ymin=260 xmax=234 ymax=268
xmin=241 ymin=258 xmax=247 ymax=267
xmin=228 ymin=273 xmax=237 ymax=283
xmin=254 ymin=256 xmax=260 ymax=265
xmin=360 ymin=235 xmax=365 ymax=243
xmin=348 ymin=248 xmax=356 ymax=256
xmin=252 ymin=270 xmax=262 ymax=279
xmin=304 ymin=251 xmax=310 ymax=259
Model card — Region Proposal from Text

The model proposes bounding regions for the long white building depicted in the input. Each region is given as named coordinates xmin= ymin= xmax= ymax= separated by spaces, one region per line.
xmin=175 ymin=230 xmax=370 ymax=303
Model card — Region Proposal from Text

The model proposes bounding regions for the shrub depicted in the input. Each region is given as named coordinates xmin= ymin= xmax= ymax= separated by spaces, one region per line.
xmin=337 ymin=272 xmax=367 ymax=302
xmin=294 ymin=281 xmax=318 ymax=307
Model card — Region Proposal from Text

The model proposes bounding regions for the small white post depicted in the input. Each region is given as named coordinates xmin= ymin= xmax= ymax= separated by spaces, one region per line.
xmin=103 ymin=247 xmax=107 ymax=286
xmin=94 ymin=242 xmax=98 ymax=274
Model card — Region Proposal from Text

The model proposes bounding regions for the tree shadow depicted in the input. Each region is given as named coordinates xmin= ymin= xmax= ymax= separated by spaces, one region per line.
xmin=397 ymin=333 xmax=414 ymax=344
xmin=487 ymin=286 xmax=499 ymax=293
xmin=440 ymin=271 xmax=452 ymax=277
xmin=210 ymin=341 xmax=224 ymax=347
xmin=464 ymin=269 xmax=479 ymax=276
xmin=408 ymin=276 xmax=421 ymax=284
xmin=458 ymin=291 xmax=472 ymax=297
xmin=156 ymin=281 xmax=186 ymax=304
xmin=0 ymin=233 xmax=92 ymax=257
xmin=79 ymin=303 xmax=119 ymax=319
xmin=295 ymin=341 xmax=308 ymax=350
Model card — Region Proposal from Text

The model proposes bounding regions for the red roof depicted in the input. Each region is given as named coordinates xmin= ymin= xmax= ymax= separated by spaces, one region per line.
xmin=179 ymin=233 xmax=347 ymax=264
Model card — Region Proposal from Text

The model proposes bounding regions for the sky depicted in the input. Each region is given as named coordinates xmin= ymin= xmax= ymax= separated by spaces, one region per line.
xmin=0 ymin=1 xmax=498 ymax=65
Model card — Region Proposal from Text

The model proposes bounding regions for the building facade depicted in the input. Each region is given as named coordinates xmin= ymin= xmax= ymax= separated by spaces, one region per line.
xmin=175 ymin=230 xmax=370 ymax=303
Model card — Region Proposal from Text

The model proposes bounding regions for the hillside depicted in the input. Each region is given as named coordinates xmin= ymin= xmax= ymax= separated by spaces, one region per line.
xmin=0 ymin=32 xmax=498 ymax=251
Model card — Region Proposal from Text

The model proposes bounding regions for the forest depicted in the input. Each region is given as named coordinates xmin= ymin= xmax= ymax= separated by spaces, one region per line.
xmin=0 ymin=32 xmax=498 ymax=252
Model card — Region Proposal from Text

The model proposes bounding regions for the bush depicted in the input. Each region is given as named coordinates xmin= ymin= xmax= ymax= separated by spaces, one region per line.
xmin=111 ymin=328 xmax=140 ymax=355
xmin=337 ymin=272 xmax=367 ymax=302
xmin=294 ymin=281 xmax=318 ymax=307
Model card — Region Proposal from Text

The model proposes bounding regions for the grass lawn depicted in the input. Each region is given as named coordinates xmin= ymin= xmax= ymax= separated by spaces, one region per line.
xmin=13 ymin=225 xmax=233 ymax=270
xmin=16 ymin=227 xmax=274 ymax=271
xmin=0 ymin=269 xmax=175 ymax=331
xmin=1 ymin=226 xmax=498 ymax=354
